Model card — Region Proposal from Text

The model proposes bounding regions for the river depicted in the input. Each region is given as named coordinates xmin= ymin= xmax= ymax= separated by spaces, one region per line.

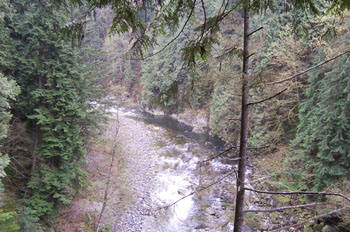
xmin=104 ymin=107 xmax=250 ymax=232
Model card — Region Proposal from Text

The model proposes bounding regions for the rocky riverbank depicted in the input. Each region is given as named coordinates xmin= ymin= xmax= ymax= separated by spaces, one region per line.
xmin=53 ymin=107 xmax=342 ymax=232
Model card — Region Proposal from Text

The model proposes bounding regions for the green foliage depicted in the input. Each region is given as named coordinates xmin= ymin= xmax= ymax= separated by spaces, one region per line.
xmin=209 ymin=77 xmax=241 ymax=142
xmin=140 ymin=31 xmax=188 ymax=109
xmin=0 ymin=0 xmax=103 ymax=220
xmin=0 ymin=210 xmax=20 ymax=232
xmin=292 ymin=50 xmax=350 ymax=190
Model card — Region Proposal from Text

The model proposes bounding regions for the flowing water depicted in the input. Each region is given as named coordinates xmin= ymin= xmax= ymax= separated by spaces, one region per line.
xmin=109 ymin=108 xmax=252 ymax=232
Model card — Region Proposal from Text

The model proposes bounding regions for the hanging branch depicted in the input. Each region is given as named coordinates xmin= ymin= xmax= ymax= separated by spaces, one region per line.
xmin=247 ymin=88 xmax=287 ymax=106
xmin=244 ymin=187 xmax=350 ymax=203
xmin=244 ymin=202 xmax=325 ymax=213
xmin=267 ymin=50 xmax=350 ymax=85
xmin=270 ymin=207 xmax=349 ymax=232
xmin=140 ymin=0 xmax=197 ymax=60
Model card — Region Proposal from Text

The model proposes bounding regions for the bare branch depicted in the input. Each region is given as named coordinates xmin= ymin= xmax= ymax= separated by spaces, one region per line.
xmin=249 ymin=175 xmax=272 ymax=184
xmin=270 ymin=207 xmax=350 ymax=232
xmin=247 ymin=26 xmax=263 ymax=37
xmin=244 ymin=187 xmax=350 ymax=203
xmin=95 ymin=119 xmax=119 ymax=232
xmin=247 ymin=88 xmax=287 ymax=106
xmin=201 ymin=147 xmax=235 ymax=163
xmin=244 ymin=202 xmax=325 ymax=213
xmin=159 ymin=169 xmax=236 ymax=210
xmin=247 ymin=52 xmax=256 ymax=59
xmin=199 ymin=0 xmax=207 ymax=42
xmin=267 ymin=50 xmax=350 ymax=85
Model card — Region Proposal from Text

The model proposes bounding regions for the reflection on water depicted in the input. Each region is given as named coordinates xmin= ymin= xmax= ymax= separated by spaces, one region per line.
xmin=126 ymin=111 xmax=226 ymax=151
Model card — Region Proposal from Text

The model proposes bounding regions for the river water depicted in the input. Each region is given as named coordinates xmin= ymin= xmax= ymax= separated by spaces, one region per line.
xmin=108 ymin=108 xmax=250 ymax=232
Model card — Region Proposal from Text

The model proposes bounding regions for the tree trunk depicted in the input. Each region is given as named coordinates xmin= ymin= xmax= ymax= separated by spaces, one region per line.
xmin=233 ymin=0 xmax=250 ymax=231
xmin=31 ymin=122 xmax=39 ymax=173
xmin=32 ymin=52 xmax=44 ymax=173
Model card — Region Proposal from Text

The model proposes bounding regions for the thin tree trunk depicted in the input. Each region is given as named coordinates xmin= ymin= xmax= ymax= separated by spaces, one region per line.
xmin=31 ymin=123 xmax=39 ymax=173
xmin=233 ymin=0 xmax=250 ymax=231
xmin=31 ymin=69 xmax=42 ymax=173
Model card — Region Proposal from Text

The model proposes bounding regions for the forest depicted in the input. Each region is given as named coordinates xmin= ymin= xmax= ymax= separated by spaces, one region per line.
xmin=0 ymin=0 xmax=350 ymax=231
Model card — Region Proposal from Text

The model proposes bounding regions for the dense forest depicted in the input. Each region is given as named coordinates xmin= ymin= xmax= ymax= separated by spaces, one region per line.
xmin=1 ymin=0 xmax=350 ymax=231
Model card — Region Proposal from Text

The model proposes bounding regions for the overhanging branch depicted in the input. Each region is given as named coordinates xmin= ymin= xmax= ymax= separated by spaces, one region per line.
xmin=267 ymin=50 xmax=350 ymax=85
xmin=244 ymin=202 xmax=324 ymax=213
xmin=247 ymin=88 xmax=287 ymax=106
xmin=270 ymin=207 xmax=349 ymax=232
xmin=159 ymin=169 xmax=236 ymax=210
xmin=244 ymin=187 xmax=350 ymax=203
xmin=247 ymin=26 xmax=263 ymax=37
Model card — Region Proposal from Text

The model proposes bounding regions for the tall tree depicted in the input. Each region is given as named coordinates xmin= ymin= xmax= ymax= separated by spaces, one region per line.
xmin=293 ymin=49 xmax=350 ymax=190
xmin=0 ymin=0 xmax=100 ymax=218
xmin=60 ymin=0 xmax=350 ymax=230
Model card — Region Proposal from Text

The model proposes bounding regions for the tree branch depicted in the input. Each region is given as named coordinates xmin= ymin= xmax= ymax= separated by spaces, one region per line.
xmin=244 ymin=202 xmax=325 ymax=213
xmin=199 ymin=0 xmax=207 ymax=41
xmin=159 ymin=169 xmax=236 ymax=210
xmin=244 ymin=187 xmax=350 ymax=203
xmin=95 ymin=119 xmax=119 ymax=232
xmin=201 ymin=145 xmax=269 ymax=163
xmin=247 ymin=88 xmax=287 ymax=106
xmin=267 ymin=50 xmax=350 ymax=85
xmin=130 ymin=0 xmax=197 ymax=60
xmin=201 ymin=147 xmax=236 ymax=163
xmin=270 ymin=207 xmax=349 ymax=232
xmin=247 ymin=26 xmax=263 ymax=37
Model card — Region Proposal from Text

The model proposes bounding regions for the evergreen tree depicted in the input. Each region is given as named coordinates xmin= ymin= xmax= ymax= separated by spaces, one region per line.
xmin=293 ymin=51 xmax=350 ymax=190
xmin=0 ymin=0 xmax=97 ymax=218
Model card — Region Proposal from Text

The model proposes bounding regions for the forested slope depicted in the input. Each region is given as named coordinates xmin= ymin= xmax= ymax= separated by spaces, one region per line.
xmin=0 ymin=0 xmax=107 ymax=230
xmin=1 ymin=0 xmax=350 ymax=231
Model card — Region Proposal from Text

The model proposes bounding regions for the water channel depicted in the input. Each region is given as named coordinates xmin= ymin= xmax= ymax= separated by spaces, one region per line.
xmin=108 ymin=108 xmax=252 ymax=232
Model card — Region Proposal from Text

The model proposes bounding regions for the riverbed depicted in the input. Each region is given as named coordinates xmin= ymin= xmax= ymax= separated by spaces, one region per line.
xmin=102 ymin=108 xmax=242 ymax=232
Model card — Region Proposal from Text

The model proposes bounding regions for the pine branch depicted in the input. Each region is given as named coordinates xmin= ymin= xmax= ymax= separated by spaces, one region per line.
xmin=141 ymin=0 xmax=197 ymax=59
xmin=270 ymin=207 xmax=349 ymax=232
xmin=244 ymin=188 xmax=350 ymax=203
xmin=244 ymin=202 xmax=325 ymax=213
xmin=247 ymin=88 xmax=287 ymax=106
xmin=267 ymin=50 xmax=350 ymax=85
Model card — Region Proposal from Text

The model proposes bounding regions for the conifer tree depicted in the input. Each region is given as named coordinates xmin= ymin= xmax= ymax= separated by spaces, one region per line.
xmin=1 ymin=0 xmax=95 ymax=218
xmin=293 ymin=51 xmax=350 ymax=190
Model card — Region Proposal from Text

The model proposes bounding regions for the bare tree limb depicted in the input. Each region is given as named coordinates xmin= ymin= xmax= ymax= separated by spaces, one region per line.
xmin=95 ymin=118 xmax=119 ymax=232
xmin=247 ymin=88 xmax=287 ymax=106
xmin=244 ymin=202 xmax=325 ymax=213
xmin=201 ymin=144 xmax=269 ymax=163
xmin=270 ymin=207 xmax=350 ymax=232
xmin=199 ymin=0 xmax=207 ymax=42
xmin=244 ymin=187 xmax=350 ymax=203
xmin=158 ymin=169 xmax=236 ymax=210
xmin=249 ymin=175 xmax=272 ymax=184
xmin=267 ymin=50 xmax=350 ymax=85
xmin=201 ymin=147 xmax=236 ymax=163
xmin=247 ymin=26 xmax=263 ymax=37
